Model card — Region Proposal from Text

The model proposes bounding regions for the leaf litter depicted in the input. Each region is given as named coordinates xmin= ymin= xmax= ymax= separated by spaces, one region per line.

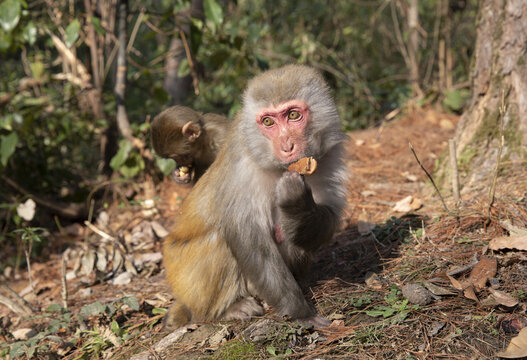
xmin=1 ymin=108 xmax=527 ymax=359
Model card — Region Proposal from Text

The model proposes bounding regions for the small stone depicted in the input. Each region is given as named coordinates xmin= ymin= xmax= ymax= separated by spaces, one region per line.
xmin=439 ymin=118 xmax=455 ymax=130
xmin=112 ymin=272 xmax=133 ymax=285
xmin=402 ymin=283 xmax=433 ymax=305
xmin=66 ymin=271 xmax=77 ymax=280
xmin=151 ymin=221 xmax=169 ymax=238
xmin=12 ymin=328 xmax=38 ymax=340
xmin=78 ymin=288 xmax=94 ymax=297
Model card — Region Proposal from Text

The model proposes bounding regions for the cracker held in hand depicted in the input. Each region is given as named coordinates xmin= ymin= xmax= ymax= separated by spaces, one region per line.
xmin=288 ymin=157 xmax=317 ymax=175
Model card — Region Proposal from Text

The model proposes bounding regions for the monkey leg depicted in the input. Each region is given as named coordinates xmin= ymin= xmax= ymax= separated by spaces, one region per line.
xmin=163 ymin=232 xmax=249 ymax=327
xmin=222 ymin=296 xmax=265 ymax=322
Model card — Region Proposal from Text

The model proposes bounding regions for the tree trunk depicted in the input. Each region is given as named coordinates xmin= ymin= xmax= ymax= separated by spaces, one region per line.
xmin=447 ymin=0 xmax=527 ymax=193
xmin=163 ymin=0 xmax=203 ymax=104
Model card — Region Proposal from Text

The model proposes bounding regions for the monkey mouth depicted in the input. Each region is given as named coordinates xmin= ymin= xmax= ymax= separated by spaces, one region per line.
xmin=172 ymin=164 xmax=195 ymax=184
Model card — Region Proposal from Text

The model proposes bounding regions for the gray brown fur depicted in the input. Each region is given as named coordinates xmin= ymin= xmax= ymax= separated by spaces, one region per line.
xmin=163 ymin=65 xmax=348 ymax=330
xmin=151 ymin=105 xmax=230 ymax=183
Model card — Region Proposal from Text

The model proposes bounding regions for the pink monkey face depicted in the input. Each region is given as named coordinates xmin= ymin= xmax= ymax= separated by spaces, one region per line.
xmin=256 ymin=100 xmax=310 ymax=164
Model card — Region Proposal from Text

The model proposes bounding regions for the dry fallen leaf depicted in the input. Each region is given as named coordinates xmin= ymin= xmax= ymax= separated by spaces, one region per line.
xmin=329 ymin=319 xmax=345 ymax=327
xmin=463 ymin=285 xmax=479 ymax=302
xmin=467 ymin=256 xmax=497 ymax=290
xmin=364 ymin=272 xmax=383 ymax=290
xmin=422 ymin=281 xmax=457 ymax=296
xmin=488 ymin=288 xmax=519 ymax=308
xmin=489 ymin=235 xmax=527 ymax=251
xmin=497 ymin=327 xmax=527 ymax=358
xmin=393 ymin=195 xmax=423 ymax=213
xmin=447 ymin=274 xmax=464 ymax=291
xmin=357 ymin=211 xmax=375 ymax=235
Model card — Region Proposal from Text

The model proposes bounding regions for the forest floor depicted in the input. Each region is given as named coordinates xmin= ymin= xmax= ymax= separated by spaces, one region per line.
xmin=1 ymin=107 xmax=527 ymax=359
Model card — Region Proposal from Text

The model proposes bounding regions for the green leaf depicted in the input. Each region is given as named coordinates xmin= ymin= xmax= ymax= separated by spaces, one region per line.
xmin=177 ymin=57 xmax=190 ymax=77
xmin=90 ymin=16 xmax=105 ymax=36
xmin=204 ymin=0 xmax=223 ymax=29
xmin=152 ymin=307 xmax=167 ymax=315
xmin=9 ymin=342 xmax=26 ymax=358
xmin=23 ymin=21 xmax=36 ymax=45
xmin=110 ymin=140 xmax=133 ymax=170
xmin=0 ymin=29 xmax=11 ymax=51
xmin=29 ymin=60 xmax=44 ymax=80
xmin=120 ymin=295 xmax=140 ymax=311
xmin=155 ymin=156 xmax=176 ymax=176
xmin=46 ymin=303 xmax=64 ymax=313
xmin=442 ymin=89 xmax=470 ymax=112
xmin=65 ymin=19 xmax=80 ymax=48
xmin=0 ymin=0 xmax=21 ymax=32
xmin=111 ymin=320 xmax=120 ymax=335
xmin=266 ymin=346 xmax=277 ymax=356
xmin=0 ymin=131 xmax=18 ymax=166
xmin=118 ymin=151 xmax=144 ymax=178
xmin=80 ymin=301 xmax=107 ymax=317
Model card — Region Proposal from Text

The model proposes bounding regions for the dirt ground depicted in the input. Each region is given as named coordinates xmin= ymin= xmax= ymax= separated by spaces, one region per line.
xmin=1 ymin=107 xmax=526 ymax=359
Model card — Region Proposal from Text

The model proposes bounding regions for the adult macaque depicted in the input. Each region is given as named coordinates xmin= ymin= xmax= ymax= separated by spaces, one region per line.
xmin=151 ymin=106 xmax=230 ymax=184
xmin=163 ymin=65 xmax=347 ymax=330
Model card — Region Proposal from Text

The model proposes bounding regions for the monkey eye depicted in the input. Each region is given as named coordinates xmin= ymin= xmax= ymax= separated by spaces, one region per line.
xmin=262 ymin=117 xmax=275 ymax=126
xmin=288 ymin=110 xmax=301 ymax=120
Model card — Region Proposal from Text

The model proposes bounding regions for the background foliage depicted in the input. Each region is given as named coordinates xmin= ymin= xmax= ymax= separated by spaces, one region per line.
xmin=0 ymin=0 xmax=477 ymax=238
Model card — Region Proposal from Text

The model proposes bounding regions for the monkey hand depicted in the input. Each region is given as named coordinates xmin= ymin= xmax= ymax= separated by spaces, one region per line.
xmin=275 ymin=172 xmax=315 ymax=211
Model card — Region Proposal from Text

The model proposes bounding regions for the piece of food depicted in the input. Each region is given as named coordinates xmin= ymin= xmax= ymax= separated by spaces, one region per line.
xmin=288 ymin=156 xmax=317 ymax=175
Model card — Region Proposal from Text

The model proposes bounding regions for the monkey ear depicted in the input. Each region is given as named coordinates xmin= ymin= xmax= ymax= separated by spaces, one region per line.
xmin=182 ymin=121 xmax=202 ymax=142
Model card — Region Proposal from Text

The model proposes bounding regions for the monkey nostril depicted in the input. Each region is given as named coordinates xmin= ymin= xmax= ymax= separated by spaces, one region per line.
xmin=282 ymin=143 xmax=295 ymax=153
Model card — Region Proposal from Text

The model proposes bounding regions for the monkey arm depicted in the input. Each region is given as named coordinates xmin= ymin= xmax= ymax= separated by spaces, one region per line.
xmin=276 ymin=172 xmax=339 ymax=253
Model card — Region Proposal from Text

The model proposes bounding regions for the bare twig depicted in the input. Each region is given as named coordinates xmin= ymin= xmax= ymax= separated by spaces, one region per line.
xmin=0 ymin=282 xmax=35 ymax=315
xmin=1 ymin=175 xmax=86 ymax=219
xmin=0 ymin=294 xmax=32 ymax=316
xmin=409 ymin=142 xmax=449 ymax=212
xmin=24 ymin=239 xmax=35 ymax=297
xmin=61 ymin=253 xmax=68 ymax=309
xmin=84 ymin=221 xmax=116 ymax=241
xmin=449 ymin=139 xmax=461 ymax=205
xmin=179 ymin=29 xmax=200 ymax=96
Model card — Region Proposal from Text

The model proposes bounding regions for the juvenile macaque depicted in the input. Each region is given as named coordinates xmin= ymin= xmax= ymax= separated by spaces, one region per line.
xmin=151 ymin=106 xmax=230 ymax=184
xmin=163 ymin=65 xmax=347 ymax=330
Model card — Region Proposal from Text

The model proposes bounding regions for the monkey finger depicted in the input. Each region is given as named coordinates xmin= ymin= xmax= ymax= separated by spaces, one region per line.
xmin=275 ymin=172 xmax=308 ymax=207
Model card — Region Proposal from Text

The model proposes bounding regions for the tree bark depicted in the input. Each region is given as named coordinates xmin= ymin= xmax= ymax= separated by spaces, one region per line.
xmin=448 ymin=0 xmax=527 ymax=192
xmin=115 ymin=0 xmax=133 ymax=142
xmin=163 ymin=0 xmax=203 ymax=104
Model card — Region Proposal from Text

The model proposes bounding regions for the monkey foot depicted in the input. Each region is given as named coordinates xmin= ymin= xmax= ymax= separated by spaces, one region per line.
xmin=222 ymin=297 xmax=265 ymax=322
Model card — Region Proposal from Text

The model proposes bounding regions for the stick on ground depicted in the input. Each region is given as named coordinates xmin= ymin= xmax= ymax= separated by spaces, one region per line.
xmin=409 ymin=142 xmax=449 ymax=213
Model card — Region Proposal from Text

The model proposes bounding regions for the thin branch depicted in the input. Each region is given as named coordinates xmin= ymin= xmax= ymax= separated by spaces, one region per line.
xmin=179 ymin=29 xmax=200 ymax=96
xmin=0 ymin=294 xmax=32 ymax=316
xmin=449 ymin=139 xmax=461 ymax=205
xmin=2 ymin=175 xmax=86 ymax=219
xmin=61 ymin=253 xmax=68 ymax=310
xmin=24 ymin=239 xmax=36 ymax=298
xmin=390 ymin=1 xmax=411 ymax=69
xmin=0 ymin=282 xmax=35 ymax=315
xmin=409 ymin=142 xmax=449 ymax=213
xmin=84 ymin=221 xmax=117 ymax=241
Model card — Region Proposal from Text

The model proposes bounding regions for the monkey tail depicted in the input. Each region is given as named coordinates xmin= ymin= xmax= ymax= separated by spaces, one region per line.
xmin=163 ymin=300 xmax=193 ymax=331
